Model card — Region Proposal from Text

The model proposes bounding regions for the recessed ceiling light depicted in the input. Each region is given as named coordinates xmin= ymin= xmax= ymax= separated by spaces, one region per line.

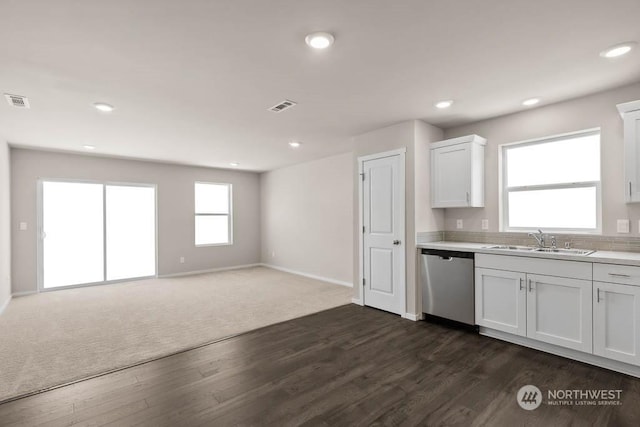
xmin=289 ymin=141 xmax=302 ymax=148
xmin=305 ymin=32 xmax=335 ymax=49
xmin=229 ymin=162 xmax=239 ymax=166
xmin=435 ymin=100 xmax=453 ymax=109
xmin=522 ymin=98 xmax=540 ymax=107
xmin=83 ymin=145 xmax=96 ymax=150
xmin=600 ymin=42 xmax=637 ymax=58
xmin=93 ymin=102 xmax=114 ymax=112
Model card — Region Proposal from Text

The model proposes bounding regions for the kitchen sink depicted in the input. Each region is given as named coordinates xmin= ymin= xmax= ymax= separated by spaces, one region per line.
xmin=483 ymin=245 xmax=595 ymax=256
xmin=532 ymin=247 xmax=595 ymax=256
xmin=483 ymin=245 xmax=534 ymax=251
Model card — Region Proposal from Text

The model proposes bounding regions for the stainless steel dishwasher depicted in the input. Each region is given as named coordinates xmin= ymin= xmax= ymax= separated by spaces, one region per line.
xmin=420 ymin=249 xmax=475 ymax=326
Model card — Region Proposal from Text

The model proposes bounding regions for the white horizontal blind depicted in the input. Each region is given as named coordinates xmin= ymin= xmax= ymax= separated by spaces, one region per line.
xmin=502 ymin=129 xmax=601 ymax=232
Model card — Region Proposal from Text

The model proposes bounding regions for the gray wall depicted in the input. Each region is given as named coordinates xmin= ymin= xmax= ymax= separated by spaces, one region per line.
xmin=0 ymin=139 xmax=11 ymax=310
xmin=443 ymin=82 xmax=640 ymax=236
xmin=260 ymin=152 xmax=353 ymax=284
xmin=11 ymin=148 xmax=261 ymax=294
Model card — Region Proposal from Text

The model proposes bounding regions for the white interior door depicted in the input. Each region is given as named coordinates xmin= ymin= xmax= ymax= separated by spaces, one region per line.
xmin=361 ymin=152 xmax=405 ymax=315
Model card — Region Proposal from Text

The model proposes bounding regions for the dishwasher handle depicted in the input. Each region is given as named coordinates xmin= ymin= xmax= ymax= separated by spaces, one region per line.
xmin=420 ymin=249 xmax=474 ymax=259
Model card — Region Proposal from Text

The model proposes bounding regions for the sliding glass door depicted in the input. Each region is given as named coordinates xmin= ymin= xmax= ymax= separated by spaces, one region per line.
xmin=40 ymin=180 xmax=156 ymax=290
xmin=106 ymin=185 xmax=156 ymax=281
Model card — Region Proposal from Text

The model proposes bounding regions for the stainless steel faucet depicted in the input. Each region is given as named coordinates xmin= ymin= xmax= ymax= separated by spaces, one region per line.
xmin=528 ymin=229 xmax=546 ymax=248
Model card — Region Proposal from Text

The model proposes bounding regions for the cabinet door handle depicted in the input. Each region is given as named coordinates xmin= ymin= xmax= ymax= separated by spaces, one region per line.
xmin=630 ymin=182 xmax=633 ymax=198
xmin=528 ymin=279 xmax=533 ymax=292
xmin=608 ymin=273 xmax=631 ymax=278
xmin=519 ymin=278 xmax=524 ymax=291
xmin=597 ymin=288 xmax=601 ymax=303
xmin=466 ymin=191 xmax=470 ymax=204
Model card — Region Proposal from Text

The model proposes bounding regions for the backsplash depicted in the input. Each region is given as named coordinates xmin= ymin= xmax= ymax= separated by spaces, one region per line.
xmin=416 ymin=231 xmax=444 ymax=243
xmin=418 ymin=231 xmax=640 ymax=253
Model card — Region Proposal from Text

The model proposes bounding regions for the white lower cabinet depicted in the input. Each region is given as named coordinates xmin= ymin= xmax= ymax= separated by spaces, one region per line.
xmin=475 ymin=268 xmax=592 ymax=352
xmin=593 ymin=281 xmax=640 ymax=365
xmin=474 ymin=255 xmax=640 ymax=375
xmin=475 ymin=268 xmax=526 ymax=336
xmin=475 ymin=254 xmax=593 ymax=354
xmin=526 ymin=274 xmax=592 ymax=352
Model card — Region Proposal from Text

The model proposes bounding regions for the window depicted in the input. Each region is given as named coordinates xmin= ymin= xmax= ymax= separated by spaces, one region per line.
xmin=195 ymin=182 xmax=232 ymax=245
xmin=501 ymin=129 xmax=601 ymax=233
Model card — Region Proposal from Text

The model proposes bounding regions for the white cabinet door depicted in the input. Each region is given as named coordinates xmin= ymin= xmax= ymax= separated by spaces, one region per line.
xmin=593 ymin=281 xmax=640 ymax=366
xmin=431 ymin=143 xmax=471 ymax=208
xmin=621 ymin=107 xmax=640 ymax=202
xmin=475 ymin=268 xmax=526 ymax=336
xmin=526 ymin=274 xmax=592 ymax=352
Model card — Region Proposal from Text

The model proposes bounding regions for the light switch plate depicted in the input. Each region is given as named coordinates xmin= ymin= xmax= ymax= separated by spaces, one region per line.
xmin=481 ymin=219 xmax=489 ymax=230
xmin=19 ymin=222 xmax=27 ymax=231
xmin=456 ymin=219 xmax=463 ymax=229
xmin=617 ymin=219 xmax=630 ymax=233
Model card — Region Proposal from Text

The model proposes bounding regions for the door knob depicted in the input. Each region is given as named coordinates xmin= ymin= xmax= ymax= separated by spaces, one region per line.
xmin=393 ymin=240 xmax=401 ymax=245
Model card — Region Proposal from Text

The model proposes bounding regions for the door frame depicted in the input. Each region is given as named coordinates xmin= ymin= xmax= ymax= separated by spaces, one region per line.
xmin=37 ymin=178 xmax=159 ymax=292
xmin=358 ymin=148 xmax=406 ymax=314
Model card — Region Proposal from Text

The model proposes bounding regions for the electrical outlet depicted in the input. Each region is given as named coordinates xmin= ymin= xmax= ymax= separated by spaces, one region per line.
xmin=179 ymin=256 xmax=185 ymax=264
xmin=481 ymin=219 xmax=489 ymax=230
xmin=271 ymin=251 xmax=276 ymax=258
xmin=617 ymin=219 xmax=630 ymax=233
xmin=19 ymin=222 xmax=27 ymax=231
xmin=456 ymin=219 xmax=463 ymax=229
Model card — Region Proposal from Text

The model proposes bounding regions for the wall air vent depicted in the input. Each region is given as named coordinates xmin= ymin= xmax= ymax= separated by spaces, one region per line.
xmin=268 ymin=99 xmax=297 ymax=113
xmin=4 ymin=94 xmax=30 ymax=109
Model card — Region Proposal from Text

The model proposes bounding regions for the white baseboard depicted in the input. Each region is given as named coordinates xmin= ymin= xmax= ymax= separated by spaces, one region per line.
xmin=402 ymin=312 xmax=422 ymax=321
xmin=0 ymin=295 xmax=11 ymax=315
xmin=12 ymin=291 xmax=37 ymax=297
xmin=351 ymin=298 xmax=364 ymax=306
xmin=261 ymin=264 xmax=353 ymax=288
xmin=159 ymin=263 xmax=262 ymax=278
xmin=481 ymin=327 xmax=640 ymax=378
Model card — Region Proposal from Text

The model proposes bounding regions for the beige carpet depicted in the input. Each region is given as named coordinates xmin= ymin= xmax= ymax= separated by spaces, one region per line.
xmin=0 ymin=266 xmax=352 ymax=402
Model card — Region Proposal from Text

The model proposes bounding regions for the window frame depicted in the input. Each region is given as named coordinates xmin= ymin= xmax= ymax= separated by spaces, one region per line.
xmin=194 ymin=181 xmax=233 ymax=247
xmin=499 ymin=128 xmax=602 ymax=234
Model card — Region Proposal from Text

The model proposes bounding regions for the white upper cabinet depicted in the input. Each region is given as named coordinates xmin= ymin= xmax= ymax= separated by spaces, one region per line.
xmin=430 ymin=135 xmax=486 ymax=208
xmin=617 ymin=100 xmax=640 ymax=203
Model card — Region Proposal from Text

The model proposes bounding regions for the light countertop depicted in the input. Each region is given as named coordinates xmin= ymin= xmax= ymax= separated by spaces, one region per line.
xmin=416 ymin=241 xmax=640 ymax=266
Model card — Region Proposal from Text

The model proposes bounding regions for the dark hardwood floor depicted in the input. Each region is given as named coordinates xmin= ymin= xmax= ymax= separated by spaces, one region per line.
xmin=1 ymin=304 xmax=639 ymax=426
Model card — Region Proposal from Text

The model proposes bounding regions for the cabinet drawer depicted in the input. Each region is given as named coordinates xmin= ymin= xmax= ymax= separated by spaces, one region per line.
xmin=475 ymin=254 xmax=591 ymax=280
xmin=594 ymin=263 xmax=640 ymax=286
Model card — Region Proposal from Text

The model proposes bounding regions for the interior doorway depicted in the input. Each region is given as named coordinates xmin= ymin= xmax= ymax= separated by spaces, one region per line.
xmin=359 ymin=149 xmax=406 ymax=315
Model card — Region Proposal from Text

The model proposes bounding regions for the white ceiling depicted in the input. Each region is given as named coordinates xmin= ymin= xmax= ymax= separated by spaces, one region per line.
xmin=1 ymin=0 xmax=639 ymax=172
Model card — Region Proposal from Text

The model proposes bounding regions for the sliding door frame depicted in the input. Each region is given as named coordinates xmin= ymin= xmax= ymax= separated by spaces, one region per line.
xmin=37 ymin=178 xmax=159 ymax=292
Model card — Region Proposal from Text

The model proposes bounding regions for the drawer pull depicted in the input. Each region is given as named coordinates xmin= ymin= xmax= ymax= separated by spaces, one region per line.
xmin=608 ymin=273 xmax=631 ymax=278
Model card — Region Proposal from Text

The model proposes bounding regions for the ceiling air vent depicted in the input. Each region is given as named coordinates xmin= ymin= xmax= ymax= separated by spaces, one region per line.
xmin=4 ymin=94 xmax=30 ymax=109
xmin=268 ymin=99 xmax=297 ymax=113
